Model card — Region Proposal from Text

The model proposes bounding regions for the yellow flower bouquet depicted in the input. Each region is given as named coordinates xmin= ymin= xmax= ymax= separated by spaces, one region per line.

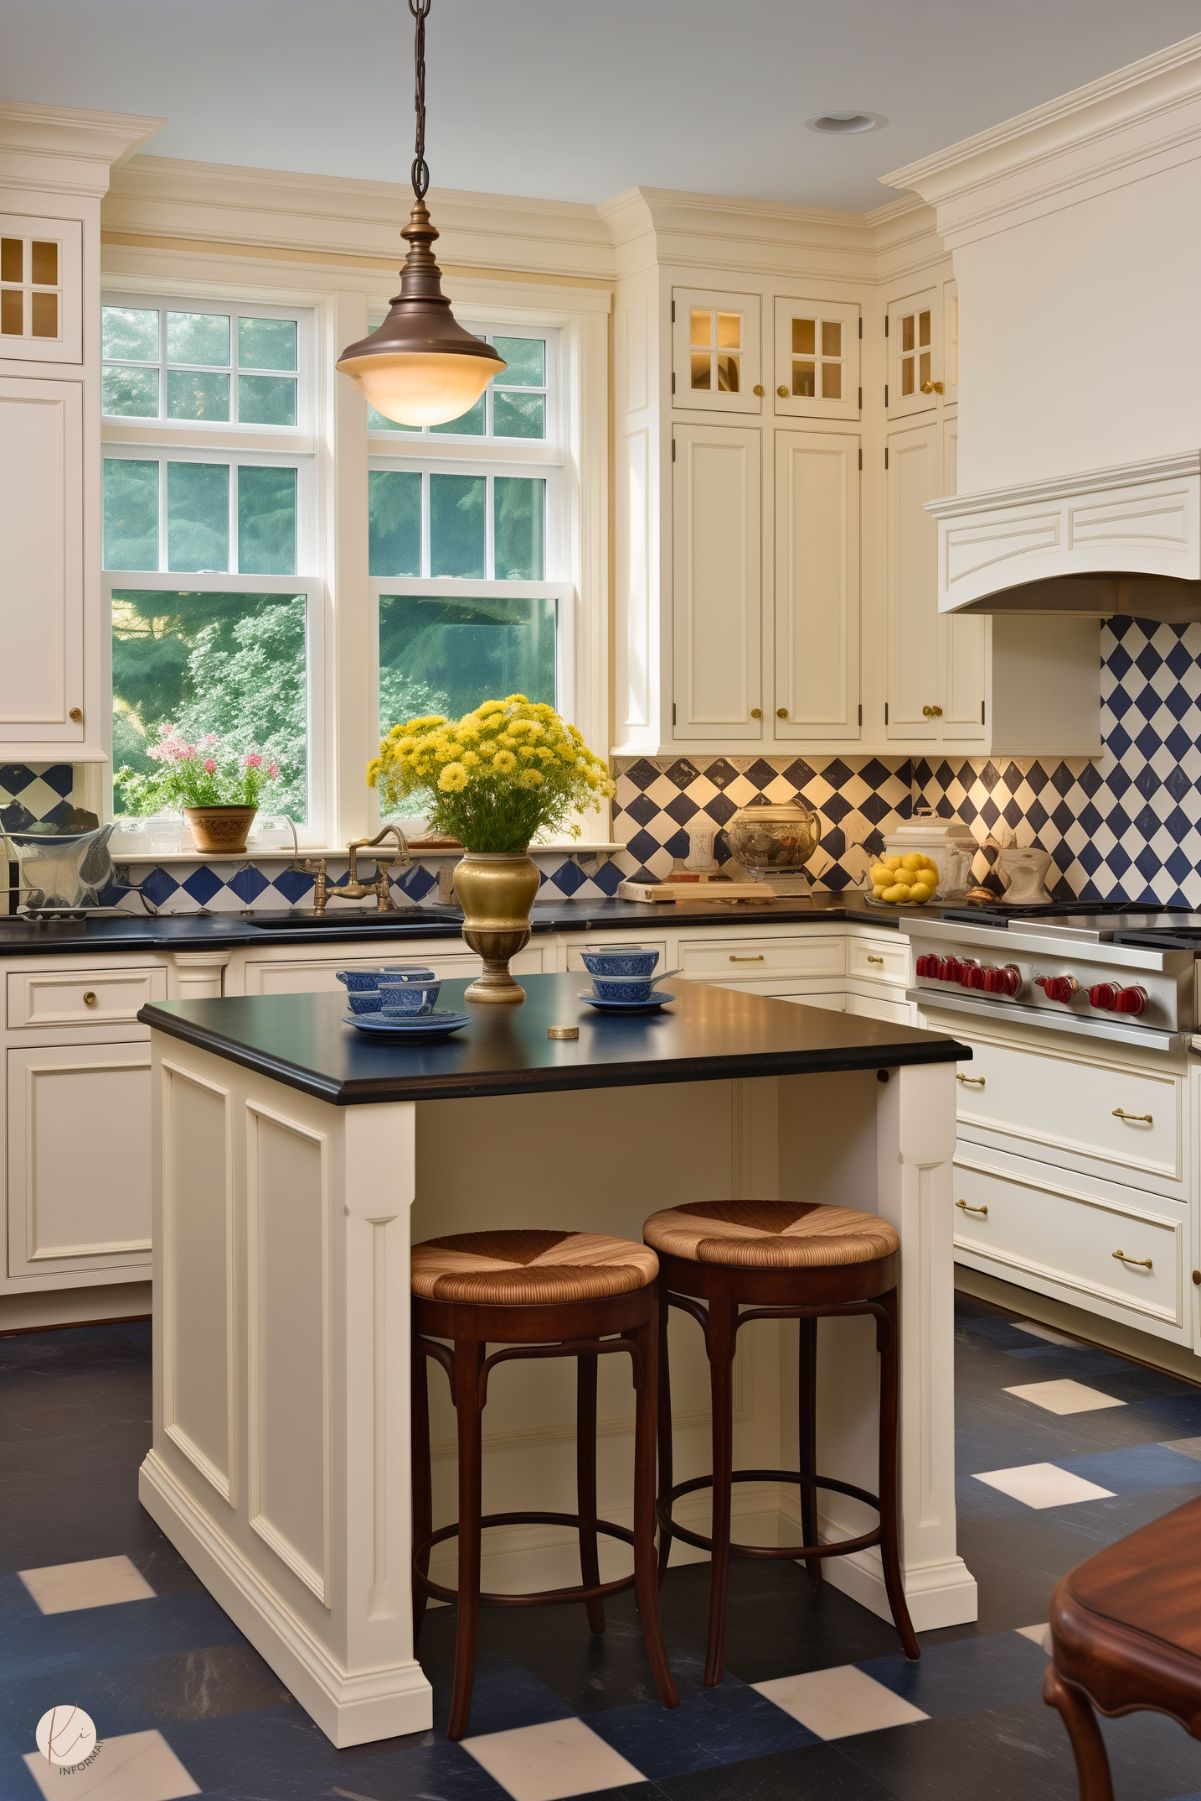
xmin=368 ymin=695 xmax=614 ymax=854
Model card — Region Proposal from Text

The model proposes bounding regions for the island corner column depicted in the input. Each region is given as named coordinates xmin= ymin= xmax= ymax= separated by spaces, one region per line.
xmin=138 ymin=1037 xmax=434 ymax=1750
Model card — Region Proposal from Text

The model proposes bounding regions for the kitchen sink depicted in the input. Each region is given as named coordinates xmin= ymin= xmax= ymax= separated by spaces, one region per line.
xmin=246 ymin=906 xmax=463 ymax=928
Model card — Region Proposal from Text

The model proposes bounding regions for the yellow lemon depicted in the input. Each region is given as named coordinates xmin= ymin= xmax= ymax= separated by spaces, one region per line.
xmin=900 ymin=852 xmax=923 ymax=872
xmin=909 ymin=882 xmax=933 ymax=903
xmin=882 ymin=883 xmax=910 ymax=904
xmin=870 ymin=865 xmax=892 ymax=887
xmin=873 ymin=883 xmax=886 ymax=898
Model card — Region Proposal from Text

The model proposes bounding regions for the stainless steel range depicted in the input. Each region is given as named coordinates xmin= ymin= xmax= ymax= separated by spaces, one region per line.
xmin=905 ymin=904 xmax=1200 ymax=1052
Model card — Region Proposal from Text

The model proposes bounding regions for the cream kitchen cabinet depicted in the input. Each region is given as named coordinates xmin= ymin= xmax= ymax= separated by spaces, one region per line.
xmin=233 ymin=940 xmax=547 ymax=996
xmin=772 ymin=296 xmax=861 ymax=421
xmin=671 ymin=421 xmax=861 ymax=745
xmin=886 ymin=279 xmax=956 ymax=419
xmin=0 ymin=214 xmax=82 ymax=365
xmin=671 ymin=288 xmax=763 ymax=414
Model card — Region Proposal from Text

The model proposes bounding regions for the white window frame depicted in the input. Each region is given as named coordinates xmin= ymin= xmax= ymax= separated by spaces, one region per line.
xmin=94 ymin=248 xmax=611 ymax=855
xmin=99 ymin=284 xmax=327 ymax=848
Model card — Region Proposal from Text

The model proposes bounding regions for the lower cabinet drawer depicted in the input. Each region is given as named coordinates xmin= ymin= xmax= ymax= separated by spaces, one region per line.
xmin=952 ymin=1148 xmax=1188 ymax=1341
xmin=846 ymin=933 xmax=909 ymax=988
xmin=678 ymin=935 xmax=844 ymax=980
xmin=846 ymin=989 xmax=913 ymax=1025
xmin=7 ymin=965 xmax=167 ymax=1029
xmin=242 ymin=946 xmax=545 ymax=996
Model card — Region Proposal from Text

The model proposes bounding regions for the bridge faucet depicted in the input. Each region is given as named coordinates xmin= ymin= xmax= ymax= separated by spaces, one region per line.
xmin=307 ymin=824 xmax=412 ymax=916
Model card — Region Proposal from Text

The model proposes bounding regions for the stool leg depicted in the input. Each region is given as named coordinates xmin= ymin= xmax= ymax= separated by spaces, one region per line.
xmin=447 ymin=1339 xmax=486 ymax=1743
xmin=797 ymin=1316 xmax=823 ymax=1588
xmin=877 ymin=1289 xmax=919 ymax=1661
xmin=703 ymin=1297 xmax=737 ymax=1688
xmin=632 ymin=1307 xmax=678 ymax=1709
xmin=1044 ymin=1666 xmax=1114 ymax=1801
xmin=656 ymin=1285 xmax=674 ymax=1585
xmin=412 ymin=1343 xmax=433 ymax=1644
xmin=576 ymin=1352 xmax=605 ymax=1634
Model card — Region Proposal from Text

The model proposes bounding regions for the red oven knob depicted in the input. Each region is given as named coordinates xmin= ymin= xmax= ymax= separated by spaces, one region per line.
xmin=1113 ymin=985 xmax=1147 ymax=1016
xmin=1088 ymin=982 xmax=1119 ymax=1011
xmin=937 ymin=956 xmax=963 ymax=982
xmin=983 ymin=964 xmax=1021 ymax=997
xmin=1037 ymin=974 xmax=1079 ymax=1004
xmin=915 ymin=954 xmax=940 ymax=978
xmin=960 ymin=961 xmax=985 ymax=989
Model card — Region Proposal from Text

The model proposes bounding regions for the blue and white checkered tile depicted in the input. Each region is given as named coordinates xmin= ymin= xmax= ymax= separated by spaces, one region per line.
xmin=913 ymin=615 xmax=1201 ymax=907
xmin=611 ymin=754 xmax=912 ymax=887
xmin=0 ymin=763 xmax=76 ymax=833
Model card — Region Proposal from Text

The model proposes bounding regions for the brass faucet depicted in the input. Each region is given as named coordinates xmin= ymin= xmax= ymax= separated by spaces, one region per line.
xmin=307 ymin=824 xmax=412 ymax=915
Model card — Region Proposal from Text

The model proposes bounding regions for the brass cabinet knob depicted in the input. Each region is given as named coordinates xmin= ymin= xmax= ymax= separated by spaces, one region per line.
xmin=68 ymin=706 xmax=83 ymax=723
xmin=1112 ymin=1248 xmax=1153 ymax=1270
xmin=922 ymin=704 xmax=944 ymax=719
xmin=82 ymin=991 xmax=97 ymax=1007
xmin=866 ymin=954 xmax=884 ymax=967
xmin=776 ymin=706 xmax=788 ymax=719
xmin=752 ymin=383 xmax=765 ymax=396
xmin=776 ymin=385 xmax=788 ymax=397
xmin=750 ymin=707 xmax=762 ymax=719
xmin=920 ymin=379 xmax=945 ymax=395
xmin=956 ymin=1198 xmax=988 ymax=1216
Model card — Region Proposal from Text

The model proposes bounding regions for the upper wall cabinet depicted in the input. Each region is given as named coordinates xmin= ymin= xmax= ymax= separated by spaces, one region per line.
xmin=671 ymin=423 xmax=763 ymax=741
xmin=886 ymin=280 xmax=957 ymax=418
xmin=0 ymin=215 xmax=82 ymax=366
xmin=772 ymin=298 xmax=860 ymax=421
xmin=671 ymin=288 xmax=763 ymax=414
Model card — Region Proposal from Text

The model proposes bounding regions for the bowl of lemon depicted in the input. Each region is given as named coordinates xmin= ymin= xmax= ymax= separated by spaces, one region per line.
xmin=868 ymin=853 xmax=940 ymax=906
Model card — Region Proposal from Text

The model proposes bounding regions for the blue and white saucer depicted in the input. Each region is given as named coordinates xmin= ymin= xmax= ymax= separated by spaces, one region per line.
xmin=578 ymin=990 xmax=676 ymax=1014
xmin=343 ymin=1009 xmax=470 ymax=1039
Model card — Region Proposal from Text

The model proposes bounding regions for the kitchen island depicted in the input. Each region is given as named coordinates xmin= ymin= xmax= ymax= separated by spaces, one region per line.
xmin=138 ymin=975 xmax=976 ymax=1746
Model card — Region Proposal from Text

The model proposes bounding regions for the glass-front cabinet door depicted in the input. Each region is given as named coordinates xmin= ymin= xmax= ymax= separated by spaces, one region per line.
xmin=772 ymin=297 xmax=860 ymax=420
xmin=886 ymin=286 xmax=941 ymax=419
xmin=0 ymin=214 xmax=82 ymax=366
xmin=671 ymin=288 xmax=762 ymax=415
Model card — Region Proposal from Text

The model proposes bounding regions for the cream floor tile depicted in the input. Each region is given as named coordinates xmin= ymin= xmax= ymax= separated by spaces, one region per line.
xmin=1017 ymin=1622 xmax=1052 ymax=1653
xmin=754 ymin=1665 xmax=928 ymax=1740
xmin=973 ymin=1462 xmax=1115 ymax=1509
xmin=1003 ymin=1378 xmax=1125 ymax=1415
xmin=462 ymin=1717 xmax=646 ymax=1801
xmin=1164 ymin=1436 xmax=1201 ymax=1461
xmin=18 ymin=1554 xmax=155 ymax=1615
xmin=1012 ymin=1320 xmax=1081 ymax=1346
xmin=24 ymin=1729 xmax=198 ymax=1801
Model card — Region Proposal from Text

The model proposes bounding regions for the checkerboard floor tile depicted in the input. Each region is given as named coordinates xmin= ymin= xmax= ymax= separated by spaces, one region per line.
xmin=3 ymin=1298 xmax=1201 ymax=1800
xmin=1003 ymin=1379 xmax=1126 ymax=1415
xmin=1011 ymin=1320 xmax=1083 ymax=1347
xmin=18 ymin=1554 xmax=155 ymax=1615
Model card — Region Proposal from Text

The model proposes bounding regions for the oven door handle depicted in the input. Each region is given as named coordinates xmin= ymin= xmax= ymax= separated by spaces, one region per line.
xmin=906 ymin=985 xmax=1187 ymax=1056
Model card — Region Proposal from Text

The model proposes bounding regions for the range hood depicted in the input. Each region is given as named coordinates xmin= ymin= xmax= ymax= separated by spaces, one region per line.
xmin=929 ymin=453 xmax=1201 ymax=620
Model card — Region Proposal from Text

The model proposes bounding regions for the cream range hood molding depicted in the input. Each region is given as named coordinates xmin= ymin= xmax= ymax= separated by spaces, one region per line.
xmin=930 ymin=457 xmax=1201 ymax=619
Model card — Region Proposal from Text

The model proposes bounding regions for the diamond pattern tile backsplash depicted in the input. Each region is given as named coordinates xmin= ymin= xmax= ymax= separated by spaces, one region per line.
xmin=4 ymin=616 xmax=1201 ymax=910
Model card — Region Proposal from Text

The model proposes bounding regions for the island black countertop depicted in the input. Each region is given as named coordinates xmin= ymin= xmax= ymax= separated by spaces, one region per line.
xmin=140 ymin=974 xmax=970 ymax=1106
xmin=0 ymin=892 xmax=938 ymax=957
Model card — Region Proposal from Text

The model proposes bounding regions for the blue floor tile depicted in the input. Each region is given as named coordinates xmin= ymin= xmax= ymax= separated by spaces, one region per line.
xmin=588 ymin=1679 xmax=817 ymax=1778
xmin=1057 ymin=1443 xmax=1201 ymax=1497
xmin=861 ymin=1628 xmax=1050 ymax=1719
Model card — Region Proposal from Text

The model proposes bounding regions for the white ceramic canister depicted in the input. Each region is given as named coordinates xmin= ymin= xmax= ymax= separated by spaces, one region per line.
xmin=881 ymin=820 xmax=978 ymax=894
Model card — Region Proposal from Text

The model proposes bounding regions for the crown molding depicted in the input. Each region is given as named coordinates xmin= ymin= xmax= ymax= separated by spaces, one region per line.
xmin=881 ymin=31 xmax=1201 ymax=246
xmin=0 ymin=98 xmax=163 ymax=198
xmin=105 ymin=154 xmax=616 ymax=281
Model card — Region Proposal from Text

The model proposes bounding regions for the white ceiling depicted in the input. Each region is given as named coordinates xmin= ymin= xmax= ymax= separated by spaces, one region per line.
xmin=5 ymin=0 xmax=1201 ymax=211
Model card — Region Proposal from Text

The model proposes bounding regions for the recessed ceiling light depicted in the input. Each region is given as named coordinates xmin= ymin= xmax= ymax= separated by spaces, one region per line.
xmin=805 ymin=111 xmax=888 ymax=136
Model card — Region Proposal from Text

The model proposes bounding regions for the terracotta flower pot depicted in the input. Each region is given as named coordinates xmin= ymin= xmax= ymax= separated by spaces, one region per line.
xmin=185 ymin=805 xmax=258 ymax=855
xmin=454 ymin=850 xmax=540 ymax=1004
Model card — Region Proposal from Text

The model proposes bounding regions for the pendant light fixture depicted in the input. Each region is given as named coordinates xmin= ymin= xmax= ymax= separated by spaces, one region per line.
xmin=336 ymin=0 xmax=506 ymax=426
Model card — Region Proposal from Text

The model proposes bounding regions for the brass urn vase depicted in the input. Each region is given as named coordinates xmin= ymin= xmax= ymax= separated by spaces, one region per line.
xmin=454 ymin=851 xmax=541 ymax=1004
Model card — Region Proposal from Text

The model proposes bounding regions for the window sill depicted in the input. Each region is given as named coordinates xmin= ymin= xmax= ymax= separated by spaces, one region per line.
xmin=110 ymin=842 xmax=623 ymax=863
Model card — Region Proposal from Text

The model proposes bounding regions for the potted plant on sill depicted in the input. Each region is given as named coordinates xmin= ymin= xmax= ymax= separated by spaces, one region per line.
xmin=369 ymin=696 xmax=613 ymax=1003
xmin=117 ymin=724 xmax=282 ymax=855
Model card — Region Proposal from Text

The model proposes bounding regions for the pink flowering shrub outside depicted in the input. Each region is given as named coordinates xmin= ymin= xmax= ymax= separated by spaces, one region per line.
xmin=118 ymin=724 xmax=282 ymax=811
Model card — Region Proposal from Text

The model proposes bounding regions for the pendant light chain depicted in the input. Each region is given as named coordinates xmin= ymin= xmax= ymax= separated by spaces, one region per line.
xmin=410 ymin=0 xmax=432 ymax=201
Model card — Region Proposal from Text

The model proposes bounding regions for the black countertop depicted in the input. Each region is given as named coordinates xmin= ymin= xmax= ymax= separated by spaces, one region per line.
xmin=0 ymin=892 xmax=919 ymax=957
xmin=139 ymin=974 xmax=970 ymax=1106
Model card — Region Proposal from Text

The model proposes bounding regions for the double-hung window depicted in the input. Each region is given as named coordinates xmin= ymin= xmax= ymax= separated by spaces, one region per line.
xmin=368 ymin=329 xmax=571 ymax=780
xmin=100 ymin=295 xmax=322 ymax=835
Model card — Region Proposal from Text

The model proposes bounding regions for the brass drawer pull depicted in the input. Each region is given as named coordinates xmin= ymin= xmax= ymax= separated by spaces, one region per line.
xmin=956 ymin=1199 xmax=988 ymax=1216
xmin=729 ymin=953 xmax=766 ymax=963
xmin=1112 ymin=1108 xmax=1153 ymax=1124
xmin=82 ymin=991 xmax=98 ymax=1007
xmin=866 ymin=954 xmax=884 ymax=967
xmin=1112 ymin=1249 xmax=1153 ymax=1270
xmin=957 ymin=1073 xmax=985 ymax=1087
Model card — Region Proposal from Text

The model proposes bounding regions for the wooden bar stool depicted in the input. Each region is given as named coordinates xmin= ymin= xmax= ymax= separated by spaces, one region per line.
xmin=643 ymin=1199 xmax=919 ymax=1687
xmin=411 ymin=1228 xmax=679 ymax=1741
xmin=1045 ymin=1495 xmax=1201 ymax=1799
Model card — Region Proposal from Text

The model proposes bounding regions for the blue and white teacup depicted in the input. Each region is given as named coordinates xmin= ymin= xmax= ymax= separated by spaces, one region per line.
xmin=337 ymin=964 xmax=436 ymax=993
xmin=579 ymin=944 xmax=661 ymax=980
xmin=379 ymin=975 xmax=442 ymax=1017
xmin=589 ymin=968 xmax=680 ymax=1004
xmin=344 ymin=988 xmax=384 ymax=1015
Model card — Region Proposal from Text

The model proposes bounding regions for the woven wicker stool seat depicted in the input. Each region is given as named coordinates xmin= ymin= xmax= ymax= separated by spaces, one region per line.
xmin=411 ymin=1228 xmax=660 ymax=1306
xmin=643 ymin=1200 xmax=900 ymax=1270
xmin=411 ymin=1226 xmax=676 ymax=1740
xmin=646 ymin=1196 xmax=916 ymax=1687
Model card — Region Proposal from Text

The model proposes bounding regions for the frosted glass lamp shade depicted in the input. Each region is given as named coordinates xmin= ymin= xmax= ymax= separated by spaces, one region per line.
xmin=339 ymin=347 xmax=505 ymax=427
xmin=336 ymin=197 xmax=506 ymax=428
